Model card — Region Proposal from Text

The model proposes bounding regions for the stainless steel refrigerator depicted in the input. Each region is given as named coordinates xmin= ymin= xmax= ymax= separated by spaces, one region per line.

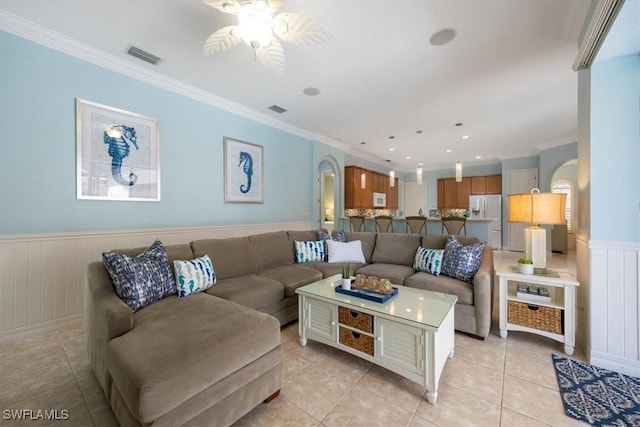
xmin=469 ymin=194 xmax=502 ymax=249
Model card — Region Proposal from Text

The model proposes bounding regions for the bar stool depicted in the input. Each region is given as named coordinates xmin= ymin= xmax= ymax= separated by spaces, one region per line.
xmin=375 ymin=215 xmax=393 ymax=233
xmin=441 ymin=216 xmax=467 ymax=235
xmin=349 ymin=215 xmax=365 ymax=232
xmin=405 ymin=216 xmax=427 ymax=235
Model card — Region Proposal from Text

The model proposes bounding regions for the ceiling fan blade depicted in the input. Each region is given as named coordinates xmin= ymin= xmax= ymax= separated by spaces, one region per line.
xmin=203 ymin=0 xmax=242 ymax=15
xmin=203 ymin=26 xmax=242 ymax=55
xmin=265 ymin=0 xmax=282 ymax=11
xmin=273 ymin=12 xmax=331 ymax=45
xmin=256 ymin=38 xmax=285 ymax=74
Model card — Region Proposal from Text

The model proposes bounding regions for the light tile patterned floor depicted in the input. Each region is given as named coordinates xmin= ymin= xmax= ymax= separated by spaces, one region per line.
xmin=0 ymin=251 xmax=587 ymax=426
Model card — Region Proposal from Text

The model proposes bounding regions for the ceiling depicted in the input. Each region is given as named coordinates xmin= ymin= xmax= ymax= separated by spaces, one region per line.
xmin=0 ymin=0 xmax=613 ymax=172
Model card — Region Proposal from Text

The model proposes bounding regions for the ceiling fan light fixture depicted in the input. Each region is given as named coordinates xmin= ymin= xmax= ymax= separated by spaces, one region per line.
xmin=203 ymin=0 xmax=330 ymax=74
xmin=237 ymin=4 xmax=274 ymax=49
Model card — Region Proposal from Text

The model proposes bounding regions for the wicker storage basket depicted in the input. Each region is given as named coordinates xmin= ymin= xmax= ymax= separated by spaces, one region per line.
xmin=508 ymin=301 xmax=563 ymax=334
xmin=338 ymin=307 xmax=373 ymax=333
xmin=339 ymin=326 xmax=374 ymax=356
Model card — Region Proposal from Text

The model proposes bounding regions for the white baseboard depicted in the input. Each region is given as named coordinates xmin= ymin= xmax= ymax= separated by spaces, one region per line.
xmin=590 ymin=350 xmax=640 ymax=378
xmin=0 ymin=314 xmax=83 ymax=343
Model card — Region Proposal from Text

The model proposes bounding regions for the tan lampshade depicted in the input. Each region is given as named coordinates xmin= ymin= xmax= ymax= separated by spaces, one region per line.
xmin=508 ymin=189 xmax=566 ymax=225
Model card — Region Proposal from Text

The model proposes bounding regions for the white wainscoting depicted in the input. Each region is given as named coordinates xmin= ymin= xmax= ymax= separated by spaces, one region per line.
xmin=0 ymin=222 xmax=310 ymax=340
xmin=589 ymin=239 xmax=640 ymax=377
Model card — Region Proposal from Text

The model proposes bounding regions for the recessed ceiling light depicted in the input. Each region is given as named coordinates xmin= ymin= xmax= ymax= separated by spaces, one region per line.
xmin=462 ymin=135 xmax=470 ymax=140
xmin=475 ymin=155 xmax=482 ymax=159
xmin=405 ymin=156 xmax=412 ymax=160
xmin=446 ymin=149 xmax=452 ymax=153
xmin=388 ymin=147 xmax=395 ymax=152
xmin=418 ymin=162 xmax=423 ymax=166
xmin=430 ymin=28 xmax=456 ymax=46
xmin=303 ymin=87 xmax=321 ymax=96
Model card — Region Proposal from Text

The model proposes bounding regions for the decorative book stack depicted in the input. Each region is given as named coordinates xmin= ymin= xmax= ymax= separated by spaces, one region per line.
xmin=516 ymin=284 xmax=551 ymax=303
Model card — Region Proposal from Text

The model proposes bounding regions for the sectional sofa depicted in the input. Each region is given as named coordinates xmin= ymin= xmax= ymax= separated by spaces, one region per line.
xmin=85 ymin=229 xmax=493 ymax=426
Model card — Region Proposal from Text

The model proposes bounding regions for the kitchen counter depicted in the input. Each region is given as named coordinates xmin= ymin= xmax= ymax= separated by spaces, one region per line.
xmin=337 ymin=216 xmax=497 ymax=245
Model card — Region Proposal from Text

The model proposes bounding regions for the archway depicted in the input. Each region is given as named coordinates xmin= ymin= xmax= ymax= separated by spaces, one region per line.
xmin=317 ymin=156 xmax=341 ymax=232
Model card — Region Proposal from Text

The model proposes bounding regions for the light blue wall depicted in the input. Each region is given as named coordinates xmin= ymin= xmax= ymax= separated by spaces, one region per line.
xmin=539 ymin=143 xmax=578 ymax=191
xmin=590 ymin=54 xmax=640 ymax=242
xmin=0 ymin=31 xmax=316 ymax=235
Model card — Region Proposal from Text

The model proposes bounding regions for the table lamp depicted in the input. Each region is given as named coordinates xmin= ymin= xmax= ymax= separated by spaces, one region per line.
xmin=507 ymin=188 xmax=566 ymax=269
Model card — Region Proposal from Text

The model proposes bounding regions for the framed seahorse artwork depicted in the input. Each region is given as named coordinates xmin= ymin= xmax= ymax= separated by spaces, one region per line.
xmin=76 ymin=99 xmax=160 ymax=201
xmin=224 ymin=137 xmax=263 ymax=203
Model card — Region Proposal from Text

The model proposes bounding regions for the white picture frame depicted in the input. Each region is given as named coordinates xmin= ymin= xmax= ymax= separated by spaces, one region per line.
xmin=224 ymin=137 xmax=263 ymax=203
xmin=76 ymin=98 xmax=160 ymax=201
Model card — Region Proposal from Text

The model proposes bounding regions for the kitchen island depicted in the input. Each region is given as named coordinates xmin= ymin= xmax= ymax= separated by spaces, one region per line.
xmin=337 ymin=217 xmax=497 ymax=246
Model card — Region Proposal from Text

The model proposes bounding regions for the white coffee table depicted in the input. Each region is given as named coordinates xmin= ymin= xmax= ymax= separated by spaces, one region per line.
xmin=295 ymin=275 xmax=457 ymax=404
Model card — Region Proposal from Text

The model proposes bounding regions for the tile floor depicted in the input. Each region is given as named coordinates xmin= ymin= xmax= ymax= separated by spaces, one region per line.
xmin=0 ymin=250 xmax=587 ymax=426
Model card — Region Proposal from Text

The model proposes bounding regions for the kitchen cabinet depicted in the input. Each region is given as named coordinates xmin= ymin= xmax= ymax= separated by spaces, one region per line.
xmin=345 ymin=166 xmax=396 ymax=209
xmin=486 ymin=175 xmax=502 ymax=194
xmin=471 ymin=176 xmax=487 ymax=194
xmin=387 ymin=177 xmax=398 ymax=209
xmin=438 ymin=174 xmax=502 ymax=209
xmin=442 ymin=179 xmax=458 ymax=209
xmin=373 ymin=173 xmax=386 ymax=194
xmin=457 ymin=178 xmax=471 ymax=209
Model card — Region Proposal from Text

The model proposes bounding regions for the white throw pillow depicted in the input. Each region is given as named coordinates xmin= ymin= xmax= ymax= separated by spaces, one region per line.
xmin=327 ymin=240 xmax=366 ymax=263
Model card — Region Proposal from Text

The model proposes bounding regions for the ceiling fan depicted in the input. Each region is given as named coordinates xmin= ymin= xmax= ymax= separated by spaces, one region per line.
xmin=202 ymin=0 xmax=331 ymax=74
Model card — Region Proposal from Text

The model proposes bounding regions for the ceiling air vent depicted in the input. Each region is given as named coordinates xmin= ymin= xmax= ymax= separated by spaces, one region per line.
xmin=126 ymin=45 xmax=162 ymax=66
xmin=267 ymin=105 xmax=287 ymax=114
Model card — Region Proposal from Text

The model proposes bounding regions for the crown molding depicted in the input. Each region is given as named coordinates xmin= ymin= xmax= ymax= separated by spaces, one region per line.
xmin=536 ymin=135 xmax=578 ymax=151
xmin=0 ymin=11 xmax=348 ymax=148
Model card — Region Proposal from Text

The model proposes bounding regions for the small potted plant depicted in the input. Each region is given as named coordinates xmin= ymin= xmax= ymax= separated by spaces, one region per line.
xmin=517 ymin=258 xmax=534 ymax=274
xmin=341 ymin=263 xmax=351 ymax=290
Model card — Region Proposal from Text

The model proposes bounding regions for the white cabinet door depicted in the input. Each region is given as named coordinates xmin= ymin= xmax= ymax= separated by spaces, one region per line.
xmin=305 ymin=298 xmax=337 ymax=342
xmin=376 ymin=318 xmax=422 ymax=375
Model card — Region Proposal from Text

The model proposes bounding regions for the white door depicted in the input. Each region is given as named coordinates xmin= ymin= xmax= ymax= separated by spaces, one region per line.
xmin=404 ymin=182 xmax=426 ymax=217
xmin=508 ymin=169 xmax=538 ymax=251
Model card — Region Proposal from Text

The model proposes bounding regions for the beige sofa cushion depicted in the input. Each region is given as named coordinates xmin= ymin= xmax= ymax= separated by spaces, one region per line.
xmin=258 ymin=265 xmax=322 ymax=298
xmin=354 ymin=263 xmax=417 ymax=285
xmin=107 ymin=293 xmax=280 ymax=423
xmin=404 ymin=272 xmax=474 ymax=305
xmin=372 ymin=233 xmax=421 ymax=266
xmin=191 ymin=237 xmax=256 ymax=279
xmin=205 ymin=275 xmax=284 ymax=310
xmin=344 ymin=231 xmax=377 ymax=262
xmin=249 ymin=231 xmax=293 ymax=271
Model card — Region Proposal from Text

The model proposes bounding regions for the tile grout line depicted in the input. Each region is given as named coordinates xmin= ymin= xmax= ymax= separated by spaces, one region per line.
xmin=56 ymin=330 xmax=97 ymax=427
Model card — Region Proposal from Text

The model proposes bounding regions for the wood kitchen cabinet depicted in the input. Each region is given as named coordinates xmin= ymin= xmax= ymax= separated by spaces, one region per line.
xmin=438 ymin=175 xmax=501 ymax=209
xmin=441 ymin=179 xmax=458 ymax=209
xmin=471 ymin=176 xmax=487 ymax=194
xmin=457 ymin=178 xmax=471 ymax=209
xmin=486 ymin=174 xmax=502 ymax=194
xmin=373 ymin=173 xmax=386 ymax=194
xmin=387 ymin=177 xmax=398 ymax=209
xmin=345 ymin=166 xmax=394 ymax=209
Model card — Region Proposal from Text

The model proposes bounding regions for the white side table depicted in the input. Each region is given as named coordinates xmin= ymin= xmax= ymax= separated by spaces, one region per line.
xmin=496 ymin=264 xmax=579 ymax=355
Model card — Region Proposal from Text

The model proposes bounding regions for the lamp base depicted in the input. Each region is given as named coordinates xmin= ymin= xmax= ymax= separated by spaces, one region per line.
xmin=525 ymin=225 xmax=546 ymax=269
